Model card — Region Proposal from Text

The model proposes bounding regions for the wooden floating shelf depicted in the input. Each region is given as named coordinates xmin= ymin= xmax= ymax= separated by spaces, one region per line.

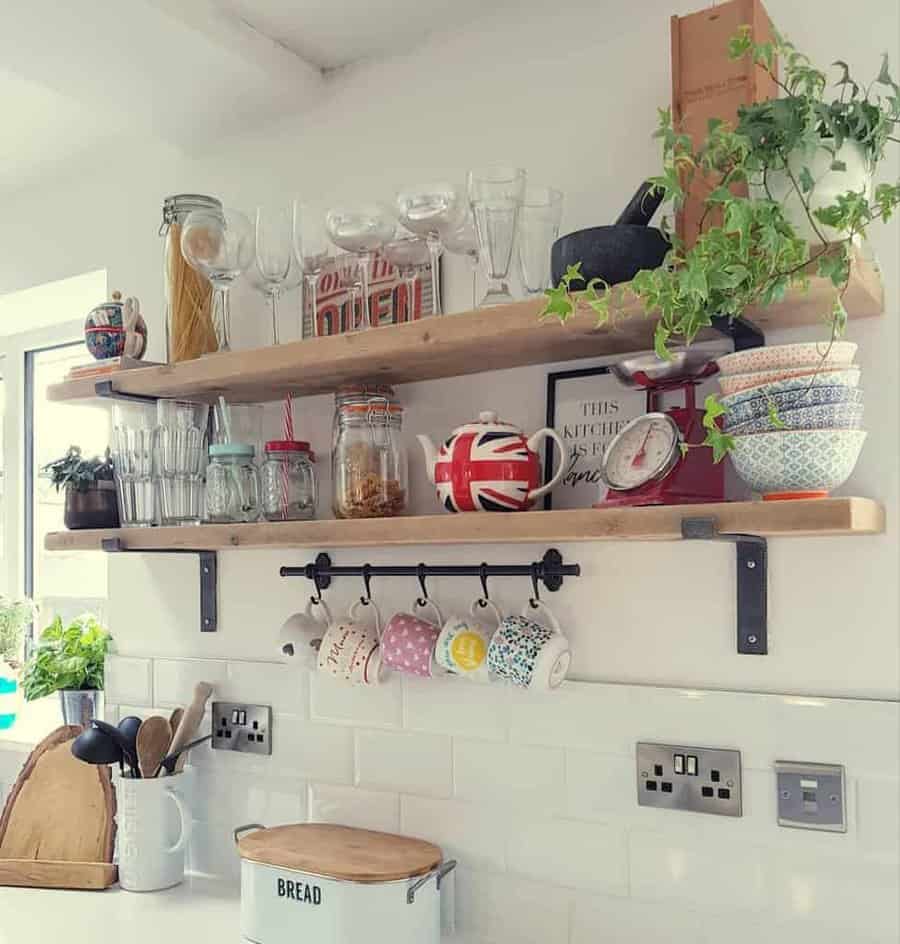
xmin=44 ymin=498 xmax=884 ymax=552
xmin=47 ymin=249 xmax=883 ymax=405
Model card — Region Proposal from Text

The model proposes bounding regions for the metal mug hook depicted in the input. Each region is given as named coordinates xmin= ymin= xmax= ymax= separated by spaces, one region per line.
xmin=360 ymin=564 xmax=373 ymax=606
xmin=477 ymin=562 xmax=490 ymax=608
xmin=416 ymin=563 xmax=429 ymax=608
xmin=529 ymin=562 xmax=541 ymax=609
xmin=310 ymin=570 xmax=325 ymax=607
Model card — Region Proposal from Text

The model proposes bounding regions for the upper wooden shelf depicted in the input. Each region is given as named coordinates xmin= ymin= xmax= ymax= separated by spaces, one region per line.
xmin=47 ymin=249 xmax=882 ymax=405
xmin=44 ymin=498 xmax=884 ymax=552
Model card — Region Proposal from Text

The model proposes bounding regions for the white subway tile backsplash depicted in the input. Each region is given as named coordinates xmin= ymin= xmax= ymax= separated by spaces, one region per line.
xmin=506 ymin=816 xmax=628 ymax=895
xmin=104 ymin=656 xmax=152 ymax=705
xmin=154 ymin=659 xmax=229 ymax=707
xmin=310 ymin=673 xmax=403 ymax=728
xmin=191 ymin=766 xmax=305 ymax=826
xmin=356 ymin=728 xmax=452 ymax=797
xmin=309 ymin=783 xmax=400 ymax=833
xmin=454 ymin=740 xmax=564 ymax=811
xmin=276 ymin=716 xmax=355 ymax=783
xmin=403 ymin=676 xmax=509 ymax=741
xmin=400 ymin=796 xmax=507 ymax=872
xmin=856 ymin=777 xmax=900 ymax=857
xmin=566 ymin=750 xmax=636 ymax=822
xmin=572 ymin=894 xmax=706 ymax=943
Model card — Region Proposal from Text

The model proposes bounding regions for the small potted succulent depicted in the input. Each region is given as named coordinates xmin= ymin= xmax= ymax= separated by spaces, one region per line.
xmin=21 ymin=614 xmax=111 ymax=727
xmin=0 ymin=596 xmax=36 ymax=732
xmin=44 ymin=445 xmax=119 ymax=530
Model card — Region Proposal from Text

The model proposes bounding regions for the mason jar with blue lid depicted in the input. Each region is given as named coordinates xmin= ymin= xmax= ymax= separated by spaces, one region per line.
xmin=206 ymin=443 xmax=260 ymax=523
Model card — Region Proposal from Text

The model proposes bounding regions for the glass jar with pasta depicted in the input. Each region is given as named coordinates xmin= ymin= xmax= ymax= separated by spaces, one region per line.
xmin=161 ymin=194 xmax=222 ymax=363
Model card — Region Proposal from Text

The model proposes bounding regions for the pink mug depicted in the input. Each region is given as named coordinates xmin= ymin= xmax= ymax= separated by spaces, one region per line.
xmin=382 ymin=599 xmax=444 ymax=678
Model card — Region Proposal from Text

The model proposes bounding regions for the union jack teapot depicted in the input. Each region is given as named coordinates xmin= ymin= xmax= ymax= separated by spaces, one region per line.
xmin=417 ymin=411 xmax=566 ymax=513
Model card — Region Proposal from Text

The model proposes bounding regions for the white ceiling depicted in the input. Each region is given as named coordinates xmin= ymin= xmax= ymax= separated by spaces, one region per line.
xmin=0 ymin=0 xmax=500 ymax=195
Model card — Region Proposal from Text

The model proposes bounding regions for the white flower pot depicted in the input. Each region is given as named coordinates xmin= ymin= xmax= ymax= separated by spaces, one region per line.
xmin=750 ymin=139 xmax=871 ymax=243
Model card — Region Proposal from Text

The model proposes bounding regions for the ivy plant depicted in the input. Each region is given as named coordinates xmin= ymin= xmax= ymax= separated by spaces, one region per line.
xmin=543 ymin=27 xmax=900 ymax=459
xmin=21 ymin=614 xmax=111 ymax=700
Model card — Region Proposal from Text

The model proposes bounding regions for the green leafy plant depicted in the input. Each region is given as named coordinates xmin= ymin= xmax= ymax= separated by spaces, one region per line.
xmin=543 ymin=27 xmax=900 ymax=459
xmin=0 ymin=596 xmax=36 ymax=665
xmin=43 ymin=446 xmax=115 ymax=493
xmin=20 ymin=614 xmax=111 ymax=701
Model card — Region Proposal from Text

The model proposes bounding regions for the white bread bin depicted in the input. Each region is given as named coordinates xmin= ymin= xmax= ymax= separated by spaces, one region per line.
xmin=235 ymin=823 xmax=456 ymax=944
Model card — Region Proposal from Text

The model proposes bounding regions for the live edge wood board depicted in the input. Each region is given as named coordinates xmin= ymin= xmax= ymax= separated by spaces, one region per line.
xmin=44 ymin=498 xmax=884 ymax=552
xmin=47 ymin=249 xmax=883 ymax=405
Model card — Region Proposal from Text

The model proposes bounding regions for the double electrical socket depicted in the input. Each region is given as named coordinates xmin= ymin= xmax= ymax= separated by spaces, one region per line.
xmin=636 ymin=741 xmax=742 ymax=817
xmin=211 ymin=701 xmax=273 ymax=756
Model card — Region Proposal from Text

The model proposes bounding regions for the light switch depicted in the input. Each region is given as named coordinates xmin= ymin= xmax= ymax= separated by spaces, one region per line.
xmin=775 ymin=761 xmax=846 ymax=833
xmin=686 ymin=755 xmax=698 ymax=776
xmin=674 ymin=754 xmax=685 ymax=775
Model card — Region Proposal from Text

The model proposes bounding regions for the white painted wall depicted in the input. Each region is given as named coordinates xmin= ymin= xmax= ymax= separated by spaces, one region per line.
xmin=0 ymin=1 xmax=897 ymax=939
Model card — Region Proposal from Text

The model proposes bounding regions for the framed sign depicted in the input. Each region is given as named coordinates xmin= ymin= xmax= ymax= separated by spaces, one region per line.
xmin=543 ymin=366 xmax=646 ymax=509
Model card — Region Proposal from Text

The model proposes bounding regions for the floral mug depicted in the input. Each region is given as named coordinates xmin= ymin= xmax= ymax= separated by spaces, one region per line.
xmin=487 ymin=599 xmax=570 ymax=691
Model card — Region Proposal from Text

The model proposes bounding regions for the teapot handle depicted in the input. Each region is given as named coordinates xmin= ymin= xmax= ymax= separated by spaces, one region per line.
xmin=526 ymin=428 xmax=567 ymax=502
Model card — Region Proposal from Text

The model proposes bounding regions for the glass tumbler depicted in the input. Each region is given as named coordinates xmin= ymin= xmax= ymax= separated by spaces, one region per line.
xmin=206 ymin=444 xmax=260 ymax=523
xmin=517 ymin=186 xmax=563 ymax=296
xmin=154 ymin=400 xmax=209 ymax=525
xmin=467 ymin=166 xmax=526 ymax=307
xmin=111 ymin=403 xmax=156 ymax=527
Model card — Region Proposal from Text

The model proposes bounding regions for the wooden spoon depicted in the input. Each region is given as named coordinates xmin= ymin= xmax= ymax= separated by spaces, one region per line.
xmin=168 ymin=682 xmax=214 ymax=774
xmin=168 ymin=707 xmax=185 ymax=740
xmin=136 ymin=716 xmax=172 ymax=779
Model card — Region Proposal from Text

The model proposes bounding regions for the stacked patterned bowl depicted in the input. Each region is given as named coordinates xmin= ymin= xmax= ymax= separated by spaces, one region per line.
xmin=715 ymin=342 xmax=866 ymax=500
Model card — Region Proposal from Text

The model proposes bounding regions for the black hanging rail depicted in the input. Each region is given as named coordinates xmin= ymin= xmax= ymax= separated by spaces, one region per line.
xmin=280 ymin=549 xmax=580 ymax=594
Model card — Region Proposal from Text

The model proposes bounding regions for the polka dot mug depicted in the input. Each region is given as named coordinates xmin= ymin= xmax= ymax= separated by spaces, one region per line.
xmin=382 ymin=598 xmax=444 ymax=679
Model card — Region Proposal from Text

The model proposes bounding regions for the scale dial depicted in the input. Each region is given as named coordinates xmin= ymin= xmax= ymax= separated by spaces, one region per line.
xmin=601 ymin=412 xmax=682 ymax=491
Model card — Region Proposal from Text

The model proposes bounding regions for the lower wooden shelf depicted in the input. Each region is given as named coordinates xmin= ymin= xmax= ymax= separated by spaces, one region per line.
xmin=44 ymin=498 xmax=884 ymax=551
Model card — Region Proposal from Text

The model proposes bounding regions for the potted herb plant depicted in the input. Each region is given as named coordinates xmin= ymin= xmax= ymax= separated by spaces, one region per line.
xmin=21 ymin=614 xmax=111 ymax=727
xmin=0 ymin=596 xmax=36 ymax=732
xmin=544 ymin=28 xmax=899 ymax=458
xmin=44 ymin=445 xmax=120 ymax=530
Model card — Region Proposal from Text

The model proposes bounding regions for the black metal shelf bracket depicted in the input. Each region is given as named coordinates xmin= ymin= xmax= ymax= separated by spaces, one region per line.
xmin=101 ymin=538 xmax=218 ymax=632
xmin=280 ymin=548 xmax=580 ymax=594
xmin=681 ymin=517 xmax=767 ymax=655
xmin=94 ymin=380 xmax=161 ymax=404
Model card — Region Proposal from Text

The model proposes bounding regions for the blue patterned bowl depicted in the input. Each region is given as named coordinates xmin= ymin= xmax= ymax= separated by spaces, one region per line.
xmin=729 ymin=429 xmax=867 ymax=498
xmin=722 ymin=383 xmax=864 ymax=423
xmin=726 ymin=401 xmax=865 ymax=434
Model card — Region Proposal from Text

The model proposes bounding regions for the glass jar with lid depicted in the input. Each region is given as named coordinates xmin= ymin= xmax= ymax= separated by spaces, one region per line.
xmin=260 ymin=440 xmax=317 ymax=521
xmin=332 ymin=389 xmax=407 ymax=519
xmin=206 ymin=444 xmax=260 ymax=523
xmin=161 ymin=194 xmax=222 ymax=363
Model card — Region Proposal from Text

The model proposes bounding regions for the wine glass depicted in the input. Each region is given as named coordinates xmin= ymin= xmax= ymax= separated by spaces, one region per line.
xmin=180 ymin=208 xmax=253 ymax=352
xmin=441 ymin=211 xmax=480 ymax=309
xmin=325 ymin=205 xmax=396 ymax=331
xmin=294 ymin=204 xmax=330 ymax=338
xmin=518 ymin=186 xmax=564 ymax=297
xmin=383 ymin=236 xmax=430 ymax=322
xmin=255 ymin=204 xmax=294 ymax=344
xmin=394 ymin=183 xmax=461 ymax=315
xmin=467 ymin=166 xmax=527 ymax=307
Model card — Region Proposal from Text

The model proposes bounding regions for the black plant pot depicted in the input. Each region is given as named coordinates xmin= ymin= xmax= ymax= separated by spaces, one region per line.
xmin=551 ymin=225 xmax=671 ymax=289
xmin=64 ymin=481 xmax=120 ymax=530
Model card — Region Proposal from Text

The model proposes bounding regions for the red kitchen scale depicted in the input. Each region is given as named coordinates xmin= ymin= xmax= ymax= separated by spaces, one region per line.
xmin=596 ymin=349 xmax=728 ymax=507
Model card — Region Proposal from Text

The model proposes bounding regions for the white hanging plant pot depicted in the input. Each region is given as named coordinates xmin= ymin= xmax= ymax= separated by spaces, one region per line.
xmin=751 ymin=139 xmax=872 ymax=244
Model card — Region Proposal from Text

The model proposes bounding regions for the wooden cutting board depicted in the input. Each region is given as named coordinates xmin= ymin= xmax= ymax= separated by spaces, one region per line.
xmin=0 ymin=725 xmax=117 ymax=889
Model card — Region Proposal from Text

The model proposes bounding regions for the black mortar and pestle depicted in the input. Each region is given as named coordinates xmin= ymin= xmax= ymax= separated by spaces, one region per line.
xmin=550 ymin=180 xmax=670 ymax=289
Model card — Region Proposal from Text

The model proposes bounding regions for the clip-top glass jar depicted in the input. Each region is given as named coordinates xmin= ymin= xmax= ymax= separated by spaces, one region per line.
xmin=332 ymin=389 xmax=407 ymax=519
xmin=161 ymin=194 xmax=222 ymax=363
xmin=206 ymin=443 xmax=260 ymax=523
xmin=260 ymin=440 xmax=317 ymax=521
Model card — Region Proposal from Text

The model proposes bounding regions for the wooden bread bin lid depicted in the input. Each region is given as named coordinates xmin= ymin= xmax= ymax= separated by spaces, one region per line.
xmin=237 ymin=824 xmax=442 ymax=883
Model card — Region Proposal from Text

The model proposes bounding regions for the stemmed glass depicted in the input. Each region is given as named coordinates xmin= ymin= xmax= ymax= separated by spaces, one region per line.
xmin=325 ymin=205 xmax=396 ymax=331
xmin=394 ymin=183 xmax=461 ymax=315
xmin=254 ymin=204 xmax=294 ymax=344
xmin=294 ymin=204 xmax=330 ymax=338
xmin=467 ymin=166 xmax=526 ymax=307
xmin=383 ymin=236 xmax=430 ymax=322
xmin=518 ymin=186 xmax=564 ymax=297
xmin=441 ymin=211 xmax=480 ymax=309
xmin=181 ymin=208 xmax=253 ymax=352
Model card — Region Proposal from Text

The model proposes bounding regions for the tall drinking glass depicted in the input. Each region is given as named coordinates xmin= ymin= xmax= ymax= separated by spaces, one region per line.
xmin=325 ymin=206 xmax=395 ymax=331
xmin=111 ymin=403 xmax=156 ymax=527
xmin=517 ymin=186 xmax=564 ymax=296
xmin=154 ymin=400 xmax=209 ymax=525
xmin=394 ymin=183 xmax=461 ymax=315
xmin=467 ymin=166 xmax=526 ymax=307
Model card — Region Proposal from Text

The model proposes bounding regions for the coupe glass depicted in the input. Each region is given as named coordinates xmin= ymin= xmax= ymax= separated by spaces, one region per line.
xmin=254 ymin=204 xmax=294 ymax=345
xmin=181 ymin=208 xmax=253 ymax=352
xmin=394 ymin=183 xmax=461 ymax=315
xmin=325 ymin=205 xmax=396 ymax=330
xmin=441 ymin=211 xmax=480 ymax=309
xmin=382 ymin=236 xmax=430 ymax=321
xmin=467 ymin=166 xmax=526 ymax=307
xmin=518 ymin=186 xmax=563 ymax=296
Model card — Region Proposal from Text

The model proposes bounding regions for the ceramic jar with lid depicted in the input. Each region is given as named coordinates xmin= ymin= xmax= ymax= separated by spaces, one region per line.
xmin=332 ymin=386 xmax=407 ymax=519
xmin=206 ymin=443 xmax=260 ymax=523
xmin=260 ymin=440 xmax=317 ymax=521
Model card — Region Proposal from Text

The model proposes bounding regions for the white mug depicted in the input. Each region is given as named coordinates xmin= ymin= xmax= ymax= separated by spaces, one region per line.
xmin=116 ymin=771 xmax=192 ymax=892
xmin=317 ymin=599 xmax=384 ymax=686
xmin=278 ymin=598 xmax=333 ymax=668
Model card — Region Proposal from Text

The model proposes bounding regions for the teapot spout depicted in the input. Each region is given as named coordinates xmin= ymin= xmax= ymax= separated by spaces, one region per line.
xmin=417 ymin=434 xmax=438 ymax=484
